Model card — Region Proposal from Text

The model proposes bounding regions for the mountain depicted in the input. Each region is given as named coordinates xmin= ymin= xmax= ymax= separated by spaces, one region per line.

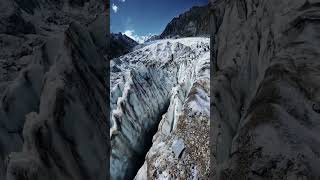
xmin=109 ymin=33 xmax=139 ymax=59
xmin=144 ymin=35 xmax=160 ymax=43
xmin=160 ymin=5 xmax=210 ymax=39
xmin=210 ymin=0 xmax=320 ymax=179
xmin=110 ymin=5 xmax=212 ymax=180
xmin=110 ymin=37 xmax=210 ymax=179
xmin=111 ymin=0 xmax=320 ymax=179
xmin=0 ymin=0 xmax=108 ymax=179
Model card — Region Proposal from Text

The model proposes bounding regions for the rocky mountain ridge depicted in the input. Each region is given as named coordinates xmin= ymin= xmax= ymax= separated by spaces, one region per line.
xmin=109 ymin=4 xmax=210 ymax=58
xmin=109 ymin=32 xmax=139 ymax=59
xmin=160 ymin=5 xmax=210 ymax=39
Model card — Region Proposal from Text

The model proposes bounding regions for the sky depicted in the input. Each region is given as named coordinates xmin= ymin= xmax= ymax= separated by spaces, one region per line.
xmin=110 ymin=0 xmax=208 ymax=43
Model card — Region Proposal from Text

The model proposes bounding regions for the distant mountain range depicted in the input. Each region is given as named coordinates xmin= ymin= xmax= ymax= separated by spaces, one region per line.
xmin=110 ymin=4 xmax=210 ymax=58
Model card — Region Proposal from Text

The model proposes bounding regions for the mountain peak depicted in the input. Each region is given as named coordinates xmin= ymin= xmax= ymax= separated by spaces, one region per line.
xmin=109 ymin=32 xmax=139 ymax=58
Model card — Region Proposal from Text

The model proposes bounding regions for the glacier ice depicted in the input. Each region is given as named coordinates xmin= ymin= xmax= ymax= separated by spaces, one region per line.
xmin=110 ymin=37 xmax=210 ymax=179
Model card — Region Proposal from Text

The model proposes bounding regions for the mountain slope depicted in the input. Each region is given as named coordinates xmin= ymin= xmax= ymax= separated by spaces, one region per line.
xmin=109 ymin=33 xmax=139 ymax=59
xmin=160 ymin=5 xmax=210 ymax=39
xmin=110 ymin=38 xmax=210 ymax=179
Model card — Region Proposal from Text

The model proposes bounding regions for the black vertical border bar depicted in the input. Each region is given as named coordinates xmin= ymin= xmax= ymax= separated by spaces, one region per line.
xmin=209 ymin=3 xmax=216 ymax=178
xmin=106 ymin=0 xmax=111 ymax=179
xmin=209 ymin=0 xmax=217 ymax=179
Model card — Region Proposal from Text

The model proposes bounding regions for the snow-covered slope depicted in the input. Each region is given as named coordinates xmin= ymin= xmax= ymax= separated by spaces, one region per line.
xmin=110 ymin=37 xmax=210 ymax=179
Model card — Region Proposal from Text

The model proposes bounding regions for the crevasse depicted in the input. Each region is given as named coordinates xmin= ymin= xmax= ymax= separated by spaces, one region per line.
xmin=110 ymin=38 xmax=210 ymax=179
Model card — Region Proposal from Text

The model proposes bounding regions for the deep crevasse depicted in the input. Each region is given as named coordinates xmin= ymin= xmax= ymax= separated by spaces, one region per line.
xmin=110 ymin=37 xmax=210 ymax=179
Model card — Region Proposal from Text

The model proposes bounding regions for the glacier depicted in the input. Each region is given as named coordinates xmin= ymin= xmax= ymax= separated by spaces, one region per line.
xmin=110 ymin=37 xmax=210 ymax=179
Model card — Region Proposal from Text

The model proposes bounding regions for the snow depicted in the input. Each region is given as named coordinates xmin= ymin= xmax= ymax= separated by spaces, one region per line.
xmin=134 ymin=162 xmax=148 ymax=180
xmin=187 ymin=87 xmax=210 ymax=117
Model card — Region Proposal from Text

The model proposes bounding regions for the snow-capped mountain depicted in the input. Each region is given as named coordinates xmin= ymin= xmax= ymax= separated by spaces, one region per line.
xmin=112 ymin=33 xmax=139 ymax=47
xmin=110 ymin=37 xmax=210 ymax=179
xmin=145 ymin=35 xmax=160 ymax=43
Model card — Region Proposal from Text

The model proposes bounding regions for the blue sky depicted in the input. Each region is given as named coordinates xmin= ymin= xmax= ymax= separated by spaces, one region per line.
xmin=111 ymin=0 xmax=208 ymax=43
